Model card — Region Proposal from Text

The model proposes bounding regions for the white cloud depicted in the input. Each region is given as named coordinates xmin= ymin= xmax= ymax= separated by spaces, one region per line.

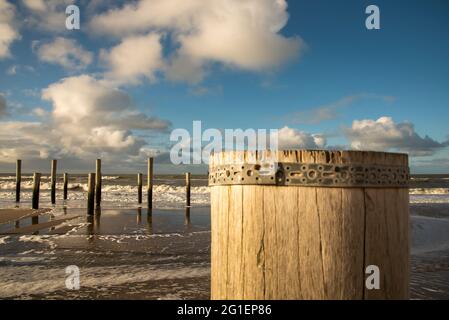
xmin=32 ymin=107 xmax=48 ymax=117
xmin=100 ymin=33 xmax=164 ymax=85
xmin=0 ymin=121 xmax=56 ymax=160
xmin=275 ymin=126 xmax=326 ymax=150
xmin=6 ymin=64 xmax=35 ymax=75
xmin=6 ymin=65 xmax=17 ymax=75
xmin=90 ymin=0 xmax=302 ymax=83
xmin=345 ymin=117 xmax=448 ymax=156
xmin=0 ymin=75 xmax=171 ymax=163
xmin=35 ymin=37 xmax=93 ymax=70
xmin=0 ymin=0 xmax=20 ymax=59
xmin=21 ymin=0 xmax=71 ymax=32
xmin=22 ymin=0 xmax=47 ymax=11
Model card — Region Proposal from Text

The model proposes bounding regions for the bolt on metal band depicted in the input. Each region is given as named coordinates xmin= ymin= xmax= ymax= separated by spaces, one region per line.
xmin=209 ymin=162 xmax=410 ymax=188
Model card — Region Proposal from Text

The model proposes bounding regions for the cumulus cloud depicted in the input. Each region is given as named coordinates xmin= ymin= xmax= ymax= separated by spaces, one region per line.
xmin=0 ymin=75 xmax=171 ymax=163
xmin=90 ymin=0 xmax=302 ymax=83
xmin=0 ymin=121 xmax=57 ymax=160
xmin=6 ymin=64 xmax=35 ymax=75
xmin=275 ymin=126 xmax=326 ymax=150
xmin=0 ymin=0 xmax=20 ymax=59
xmin=345 ymin=117 xmax=448 ymax=156
xmin=21 ymin=0 xmax=71 ymax=32
xmin=35 ymin=37 xmax=93 ymax=70
xmin=100 ymin=33 xmax=164 ymax=85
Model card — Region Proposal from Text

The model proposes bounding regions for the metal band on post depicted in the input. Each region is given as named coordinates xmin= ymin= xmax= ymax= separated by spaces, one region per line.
xmin=209 ymin=162 xmax=410 ymax=188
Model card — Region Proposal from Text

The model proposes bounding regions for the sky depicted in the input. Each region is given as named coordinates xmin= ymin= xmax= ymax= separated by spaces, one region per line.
xmin=0 ymin=0 xmax=448 ymax=174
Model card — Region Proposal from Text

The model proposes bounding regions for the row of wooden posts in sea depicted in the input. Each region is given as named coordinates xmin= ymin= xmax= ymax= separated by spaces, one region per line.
xmin=14 ymin=158 xmax=192 ymax=215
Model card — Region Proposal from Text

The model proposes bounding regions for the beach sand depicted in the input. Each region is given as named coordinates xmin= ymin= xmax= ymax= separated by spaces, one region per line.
xmin=1 ymin=205 xmax=449 ymax=299
xmin=0 ymin=206 xmax=211 ymax=300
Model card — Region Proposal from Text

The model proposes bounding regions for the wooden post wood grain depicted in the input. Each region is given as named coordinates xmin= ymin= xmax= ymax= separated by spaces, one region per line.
xmin=16 ymin=159 xmax=21 ymax=202
xmin=32 ymin=173 xmax=41 ymax=210
xmin=87 ymin=173 xmax=95 ymax=215
xmin=147 ymin=157 xmax=153 ymax=209
xmin=186 ymin=172 xmax=191 ymax=207
xmin=50 ymin=160 xmax=57 ymax=204
xmin=137 ymin=173 xmax=143 ymax=204
xmin=95 ymin=159 xmax=101 ymax=207
xmin=63 ymin=173 xmax=68 ymax=200
xmin=210 ymin=150 xmax=410 ymax=300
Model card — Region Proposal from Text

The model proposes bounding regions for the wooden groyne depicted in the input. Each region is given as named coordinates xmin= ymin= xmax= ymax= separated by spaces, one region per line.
xmin=10 ymin=157 xmax=193 ymax=216
xmin=87 ymin=173 xmax=95 ymax=215
xmin=50 ymin=160 xmax=57 ymax=204
xmin=147 ymin=157 xmax=154 ymax=209
xmin=95 ymin=159 xmax=102 ymax=207
xmin=15 ymin=159 xmax=21 ymax=202
xmin=31 ymin=172 xmax=41 ymax=210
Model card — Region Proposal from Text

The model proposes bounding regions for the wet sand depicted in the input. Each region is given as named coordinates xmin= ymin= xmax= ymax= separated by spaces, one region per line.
xmin=0 ymin=207 xmax=210 ymax=299
xmin=1 ymin=206 xmax=449 ymax=299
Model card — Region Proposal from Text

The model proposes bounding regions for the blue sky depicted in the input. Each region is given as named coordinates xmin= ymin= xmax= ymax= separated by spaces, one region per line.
xmin=0 ymin=0 xmax=448 ymax=173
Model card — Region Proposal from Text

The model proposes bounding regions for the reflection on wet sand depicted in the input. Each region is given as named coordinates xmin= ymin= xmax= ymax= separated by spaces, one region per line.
xmin=185 ymin=207 xmax=191 ymax=228
xmin=0 ymin=206 xmax=212 ymax=299
xmin=85 ymin=207 xmax=200 ymax=236
xmin=87 ymin=208 xmax=102 ymax=237
xmin=32 ymin=215 xmax=39 ymax=235
xmin=137 ymin=207 xmax=142 ymax=224
xmin=147 ymin=209 xmax=153 ymax=234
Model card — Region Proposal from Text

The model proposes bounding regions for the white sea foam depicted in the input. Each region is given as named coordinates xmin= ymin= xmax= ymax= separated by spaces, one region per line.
xmin=0 ymin=263 xmax=210 ymax=298
xmin=0 ymin=236 xmax=10 ymax=245
xmin=410 ymin=188 xmax=449 ymax=195
xmin=102 ymin=176 xmax=121 ymax=180
xmin=0 ymin=183 xmax=210 ymax=209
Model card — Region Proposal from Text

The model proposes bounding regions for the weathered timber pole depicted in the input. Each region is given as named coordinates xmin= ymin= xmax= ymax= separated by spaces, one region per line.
xmin=63 ymin=173 xmax=68 ymax=200
xmin=210 ymin=150 xmax=410 ymax=300
xmin=32 ymin=172 xmax=41 ymax=210
xmin=15 ymin=159 xmax=21 ymax=202
xmin=50 ymin=160 xmax=57 ymax=204
xmin=87 ymin=173 xmax=95 ymax=215
xmin=137 ymin=173 xmax=143 ymax=204
xmin=95 ymin=159 xmax=101 ymax=207
xmin=147 ymin=157 xmax=154 ymax=209
xmin=186 ymin=172 xmax=191 ymax=207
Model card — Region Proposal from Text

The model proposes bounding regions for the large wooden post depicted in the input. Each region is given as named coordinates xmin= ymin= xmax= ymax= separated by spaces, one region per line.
xmin=95 ymin=159 xmax=101 ymax=207
xmin=63 ymin=173 xmax=68 ymax=200
xmin=87 ymin=173 xmax=95 ymax=215
xmin=137 ymin=173 xmax=143 ymax=204
xmin=209 ymin=150 xmax=410 ymax=300
xmin=15 ymin=159 xmax=21 ymax=202
xmin=50 ymin=160 xmax=57 ymax=204
xmin=32 ymin=173 xmax=41 ymax=210
xmin=147 ymin=157 xmax=154 ymax=209
xmin=185 ymin=172 xmax=191 ymax=207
